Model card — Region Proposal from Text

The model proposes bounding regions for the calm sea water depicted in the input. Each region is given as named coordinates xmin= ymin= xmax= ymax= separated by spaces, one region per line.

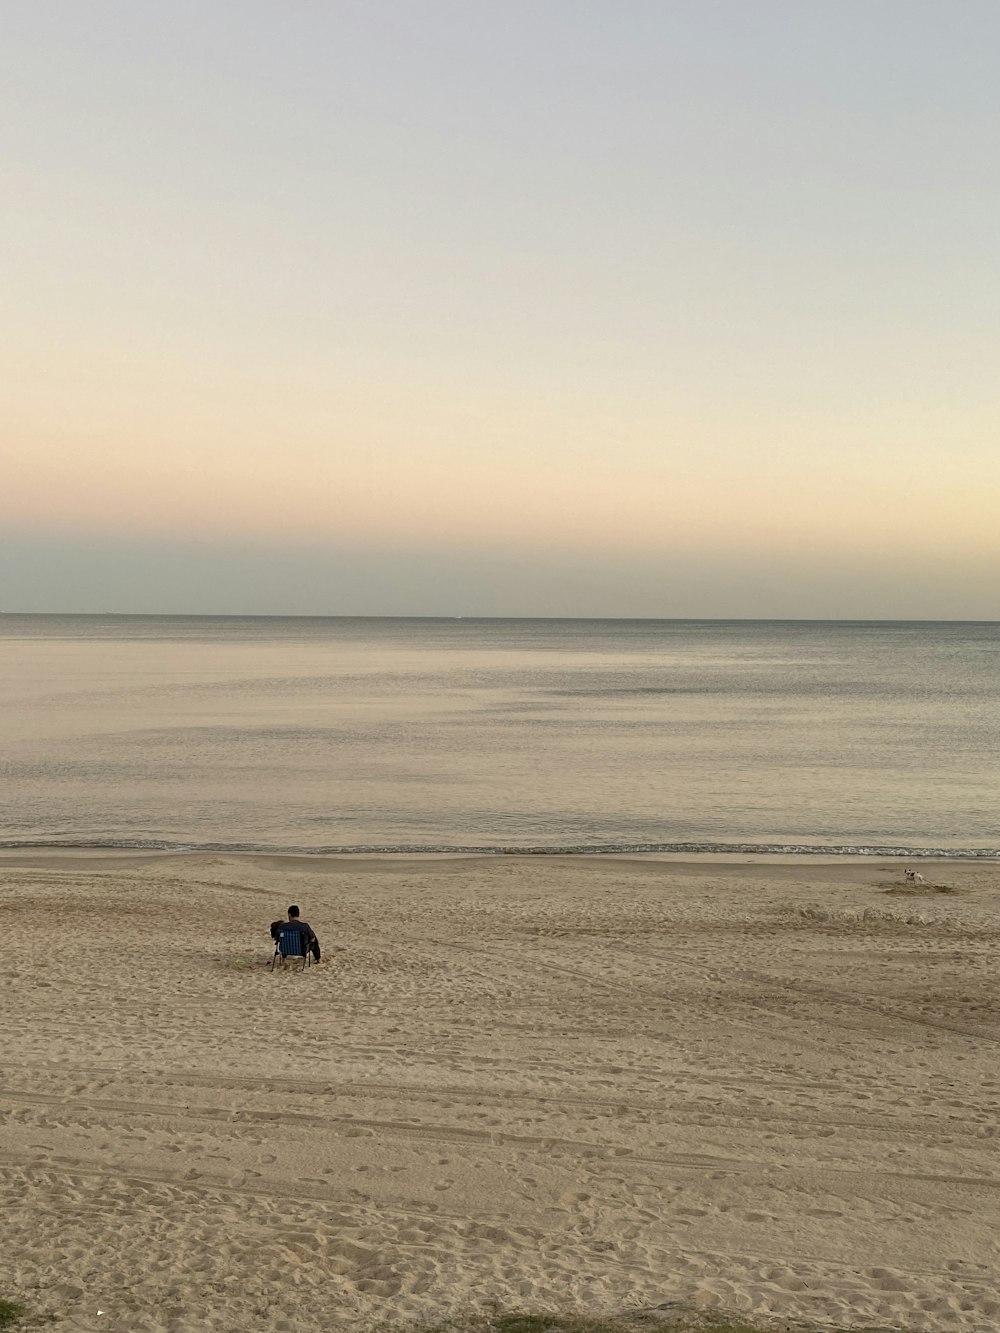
xmin=2 ymin=615 xmax=998 ymax=857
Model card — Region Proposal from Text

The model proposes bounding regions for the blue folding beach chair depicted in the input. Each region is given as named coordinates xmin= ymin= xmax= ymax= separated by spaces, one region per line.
xmin=268 ymin=923 xmax=312 ymax=971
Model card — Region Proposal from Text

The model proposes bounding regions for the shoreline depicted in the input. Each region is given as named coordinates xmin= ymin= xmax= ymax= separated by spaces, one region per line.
xmin=0 ymin=853 xmax=992 ymax=885
xmin=0 ymin=845 xmax=993 ymax=876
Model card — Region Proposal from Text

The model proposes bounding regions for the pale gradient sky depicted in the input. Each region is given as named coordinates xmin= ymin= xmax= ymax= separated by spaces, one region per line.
xmin=2 ymin=1 xmax=998 ymax=616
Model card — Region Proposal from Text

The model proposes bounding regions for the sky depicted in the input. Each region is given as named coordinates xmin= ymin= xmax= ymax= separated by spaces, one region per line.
xmin=2 ymin=1 xmax=998 ymax=617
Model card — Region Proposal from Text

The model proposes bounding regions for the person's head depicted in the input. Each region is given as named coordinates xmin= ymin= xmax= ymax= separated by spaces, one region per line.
xmin=288 ymin=905 xmax=300 ymax=919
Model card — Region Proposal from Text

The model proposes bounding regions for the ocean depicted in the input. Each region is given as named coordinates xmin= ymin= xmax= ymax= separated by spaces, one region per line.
xmin=2 ymin=615 xmax=998 ymax=857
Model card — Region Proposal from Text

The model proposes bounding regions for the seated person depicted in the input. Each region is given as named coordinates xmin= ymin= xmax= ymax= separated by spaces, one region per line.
xmin=269 ymin=905 xmax=321 ymax=962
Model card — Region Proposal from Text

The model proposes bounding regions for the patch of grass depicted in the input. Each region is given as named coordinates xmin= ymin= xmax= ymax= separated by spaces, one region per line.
xmin=0 ymin=1300 xmax=25 ymax=1330
xmin=495 ymin=1319 xmax=637 ymax=1333
xmin=882 ymin=884 xmax=957 ymax=897
xmin=399 ymin=1308 xmax=905 ymax=1333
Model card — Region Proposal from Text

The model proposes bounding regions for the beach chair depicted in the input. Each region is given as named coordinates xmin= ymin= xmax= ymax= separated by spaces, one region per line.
xmin=269 ymin=924 xmax=312 ymax=971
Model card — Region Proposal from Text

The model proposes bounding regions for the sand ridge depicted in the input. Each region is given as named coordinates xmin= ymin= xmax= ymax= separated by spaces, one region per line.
xmin=2 ymin=855 xmax=999 ymax=1332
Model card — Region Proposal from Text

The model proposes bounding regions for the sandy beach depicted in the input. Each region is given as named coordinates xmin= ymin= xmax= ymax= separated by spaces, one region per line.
xmin=2 ymin=852 xmax=999 ymax=1332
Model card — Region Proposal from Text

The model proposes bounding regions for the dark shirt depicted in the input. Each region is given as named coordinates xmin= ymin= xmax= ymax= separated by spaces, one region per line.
xmin=270 ymin=918 xmax=321 ymax=960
